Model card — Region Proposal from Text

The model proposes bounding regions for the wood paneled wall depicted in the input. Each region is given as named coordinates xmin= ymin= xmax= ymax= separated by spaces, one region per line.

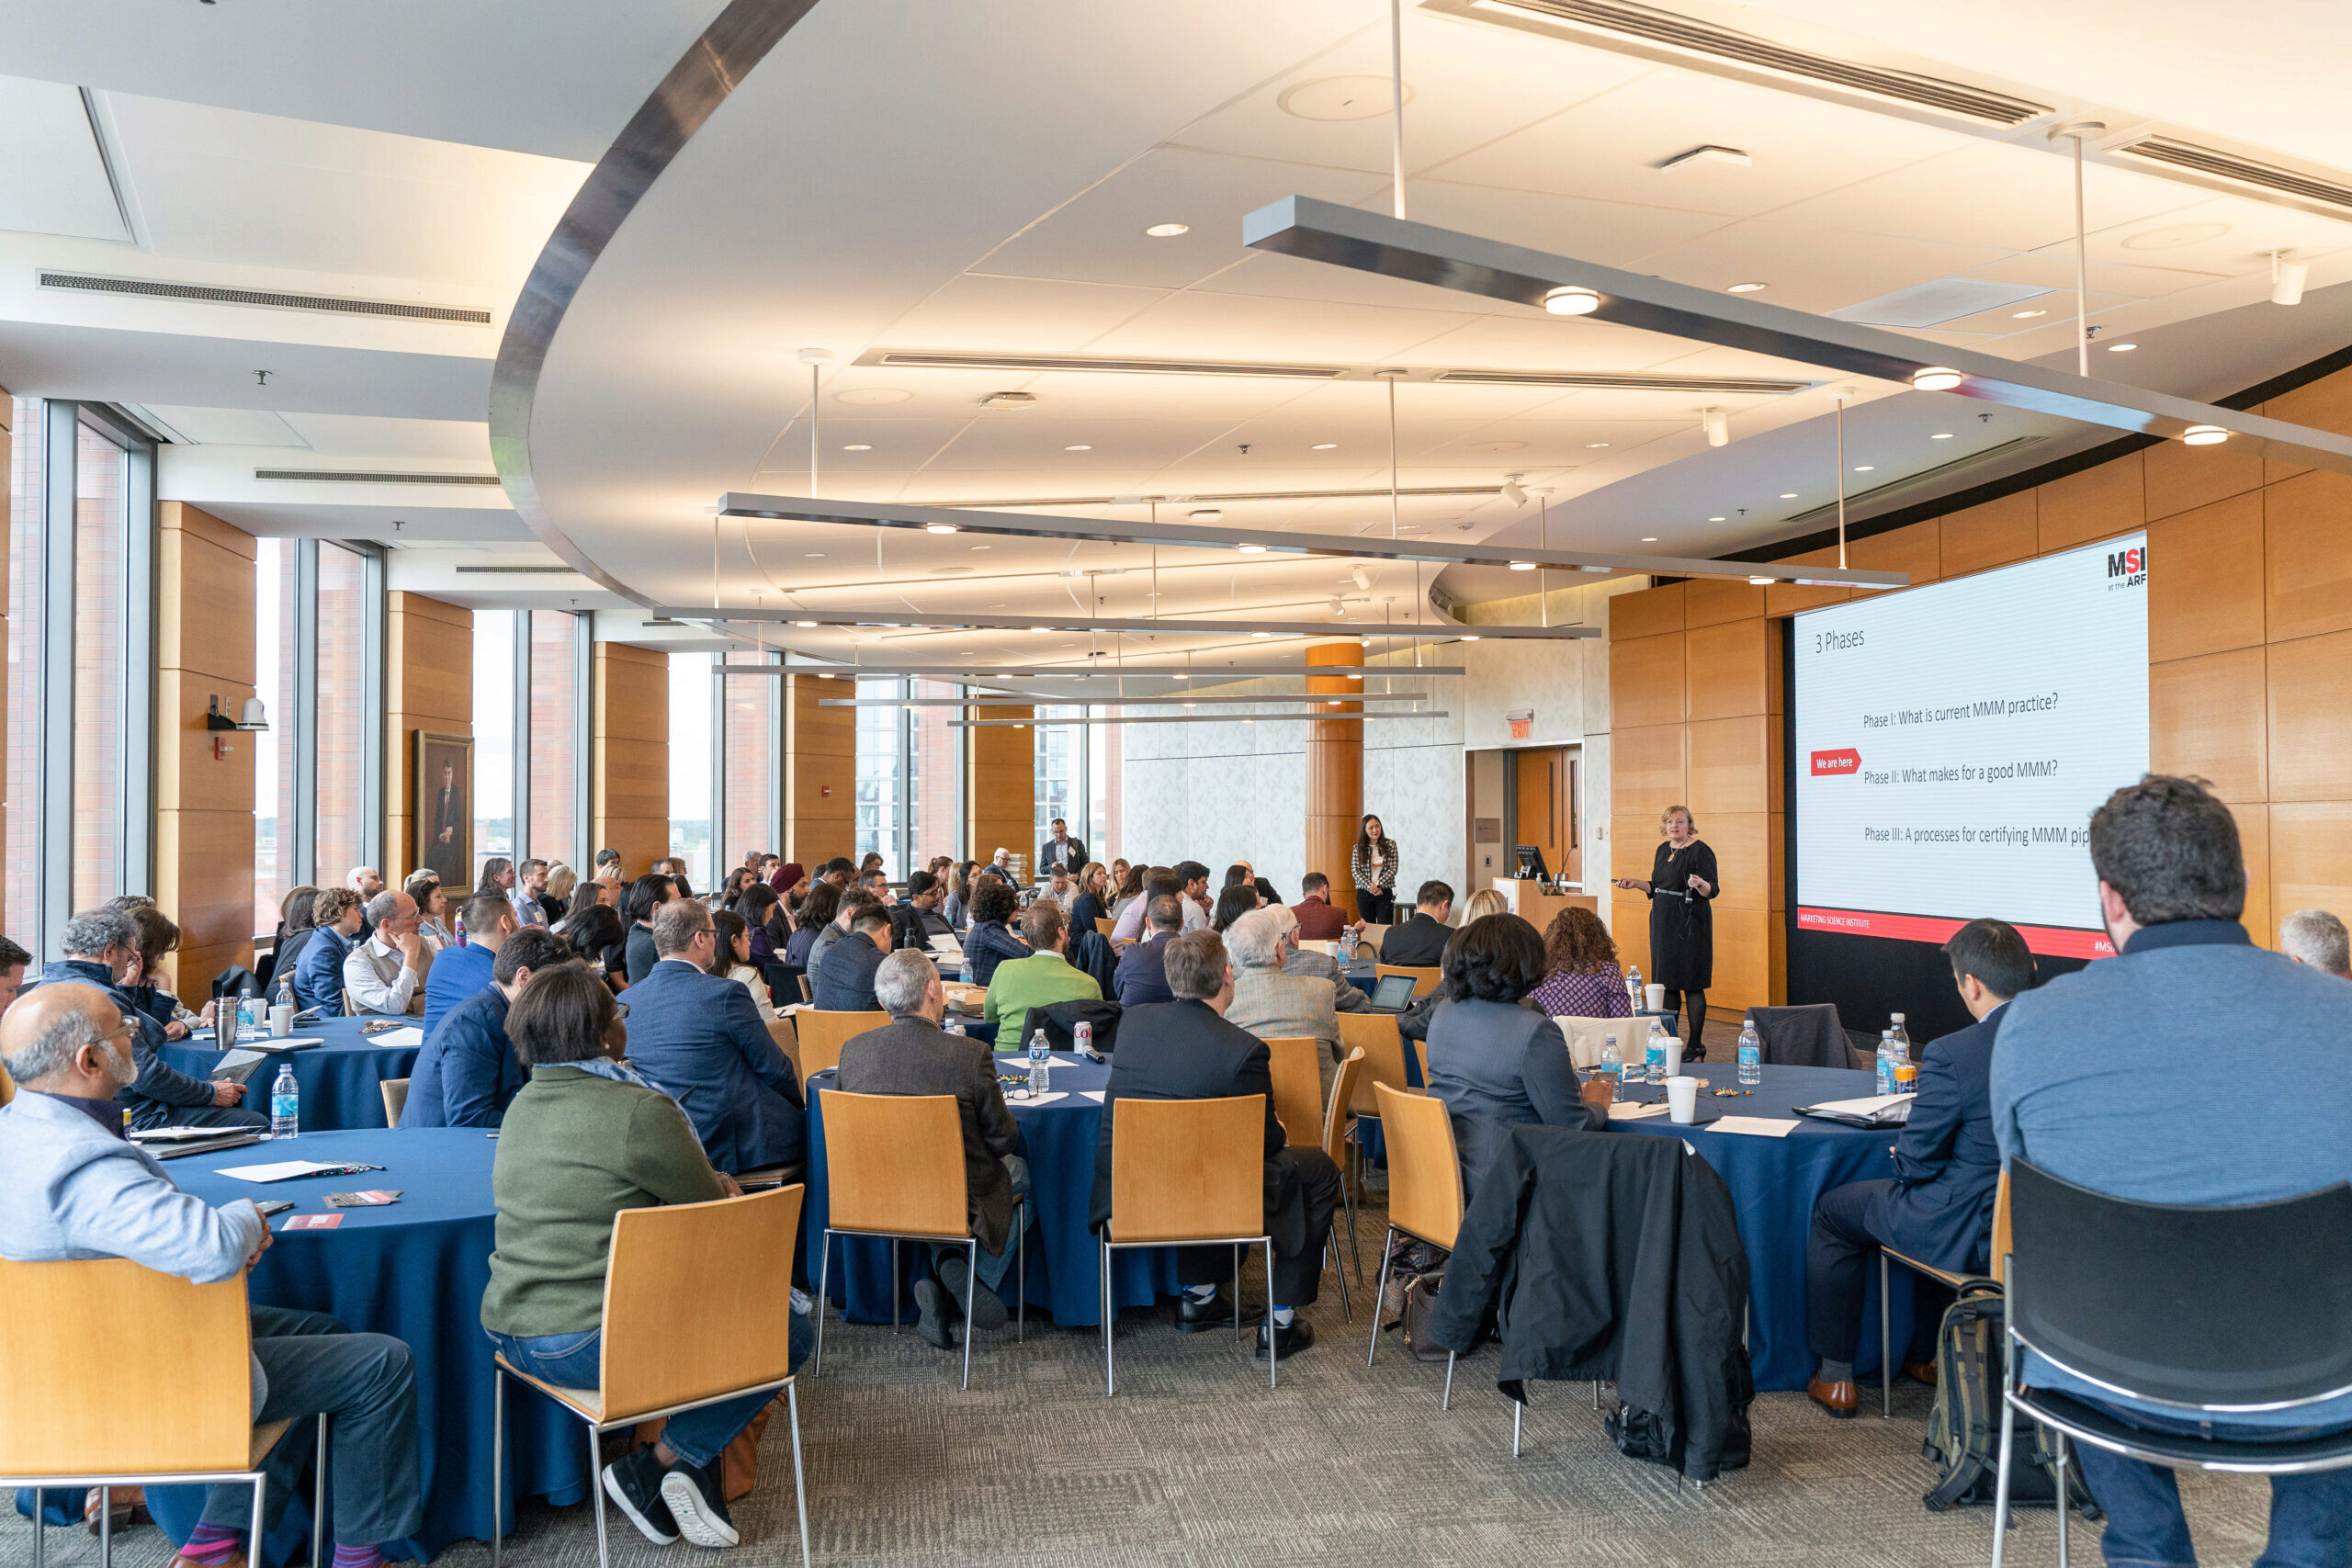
xmin=1606 ymin=364 xmax=2352 ymax=1010
xmin=384 ymin=592 xmax=471 ymax=882
xmin=0 ymin=393 xmax=10 ymax=938
xmin=1306 ymin=641 xmax=1365 ymax=920
xmin=593 ymin=642 xmax=668 ymax=875
xmin=154 ymin=503 xmax=257 ymax=990
xmin=781 ymin=672 xmax=854 ymax=866
xmin=966 ymin=706 xmax=1033 ymax=875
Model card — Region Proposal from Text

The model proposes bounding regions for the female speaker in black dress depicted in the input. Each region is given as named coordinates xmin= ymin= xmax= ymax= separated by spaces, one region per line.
xmin=1611 ymin=804 xmax=1718 ymax=1053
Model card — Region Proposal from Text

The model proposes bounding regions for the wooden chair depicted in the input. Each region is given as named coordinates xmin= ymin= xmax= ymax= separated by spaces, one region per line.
xmin=1876 ymin=1168 xmax=2011 ymax=1417
xmin=796 ymin=974 xmax=812 ymax=1004
xmin=491 ymin=1185 xmax=811 ymax=1568
xmin=1367 ymin=1082 xmax=1467 ymax=1405
xmin=379 ymin=1077 xmax=409 ymax=1125
xmin=1094 ymin=917 xmax=1117 ymax=937
xmin=1261 ymin=1037 xmax=1350 ymax=1322
xmin=0 ymin=1058 xmax=14 ymax=1104
xmin=1358 ymin=923 xmax=1390 ymax=958
xmin=1323 ymin=1048 xmax=1367 ymax=1291
xmin=814 ymin=1091 xmax=1023 ymax=1390
xmin=1375 ymin=963 xmax=1442 ymax=998
xmin=1099 ymin=1096 xmax=1276 ymax=1393
xmin=0 ymin=1258 xmax=320 ymax=1568
xmin=1336 ymin=1011 xmax=1413 ymax=1202
xmin=793 ymin=1010 xmax=889 ymax=1078
xmin=764 ymin=1015 xmax=801 ymax=1078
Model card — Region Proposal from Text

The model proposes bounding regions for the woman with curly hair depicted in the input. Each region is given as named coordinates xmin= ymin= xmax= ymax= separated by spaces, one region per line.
xmin=1528 ymin=905 xmax=1631 ymax=1020
xmin=961 ymin=876 xmax=1031 ymax=986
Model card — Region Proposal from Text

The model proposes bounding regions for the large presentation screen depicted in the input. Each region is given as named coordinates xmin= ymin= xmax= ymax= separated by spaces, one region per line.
xmin=1791 ymin=535 xmax=2148 ymax=968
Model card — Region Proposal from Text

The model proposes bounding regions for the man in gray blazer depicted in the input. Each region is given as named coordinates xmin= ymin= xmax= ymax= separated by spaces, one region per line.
xmin=1223 ymin=908 xmax=1341 ymax=1101
xmin=835 ymin=950 xmax=1030 ymax=1350
xmin=1993 ymin=774 xmax=2352 ymax=1567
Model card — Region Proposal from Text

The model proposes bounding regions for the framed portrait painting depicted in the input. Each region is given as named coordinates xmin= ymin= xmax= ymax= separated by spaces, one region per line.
xmin=414 ymin=730 xmax=472 ymax=889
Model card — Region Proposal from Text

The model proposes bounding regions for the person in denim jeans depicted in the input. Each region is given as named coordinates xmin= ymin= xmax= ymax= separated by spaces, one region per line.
xmin=481 ymin=964 xmax=810 ymax=1550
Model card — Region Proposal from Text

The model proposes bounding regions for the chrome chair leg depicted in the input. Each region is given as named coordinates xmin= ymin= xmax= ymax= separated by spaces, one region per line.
xmin=786 ymin=1382 xmax=812 ymax=1568
xmin=813 ymin=1229 xmax=831 ymax=1376
xmin=1989 ymin=1396 xmax=2018 ymax=1568
xmin=1442 ymin=1351 xmax=1455 ymax=1410
xmin=1264 ymin=1239 xmax=1278 ymax=1391
xmin=311 ymin=1416 xmax=329 ymax=1568
xmin=1100 ymin=1238 xmax=1115 ymax=1398
xmin=1880 ymin=1251 xmax=1893 ymax=1420
xmin=1369 ymin=1224 xmax=1396 ymax=1367
xmin=248 ymin=1480 xmax=266 ymax=1568
xmin=890 ymin=1237 xmax=900 ymax=1334
xmin=1015 ymin=1201 xmax=1027 ymax=1344
xmin=586 ymin=1420 xmax=610 ymax=1568
xmin=97 ymin=1486 xmax=109 ymax=1568
xmin=491 ymin=1365 xmax=505 ymax=1568
xmin=1511 ymin=1396 xmax=1524 ymax=1458
xmin=33 ymin=1491 xmax=45 ymax=1568
xmin=1232 ymin=1244 xmax=1243 ymax=1348
xmin=1329 ymin=1223 xmax=1352 ymax=1323
xmin=960 ymin=1238 xmax=978 ymax=1393
xmin=2053 ymin=1432 xmax=2071 ymax=1568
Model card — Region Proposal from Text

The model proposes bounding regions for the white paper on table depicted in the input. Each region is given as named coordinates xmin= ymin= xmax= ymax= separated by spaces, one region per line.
xmin=215 ymin=1159 xmax=356 ymax=1183
xmin=1607 ymin=1101 xmax=1672 ymax=1121
xmin=1802 ymin=1092 xmax=1915 ymax=1116
xmin=1004 ymin=1091 xmax=1069 ymax=1107
xmin=368 ymin=1026 xmax=424 ymax=1048
xmin=128 ymin=1125 xmax=239 ymax=1141
xmin=1080 ymin=1089 xmax=1106 ymax=1102
xmin=1707 ymin=1116 xmax=1802 ymax=1138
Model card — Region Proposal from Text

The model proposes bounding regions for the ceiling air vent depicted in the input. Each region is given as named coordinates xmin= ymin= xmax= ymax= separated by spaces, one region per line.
xmin=38 ymin=270 xmax=493 ymax=325
xmin=253 ymin=468 xmax=503 ymax=486
xmin=1434 ymin=369 xmax=1811 ymax=393
xmin=2112 ymin=137 xmax=2352 ymax=215
xmin=1427 ymin=0 xmax=2051 ymax=126
xmin=870 ymin=350 xmax=1350 ymax=379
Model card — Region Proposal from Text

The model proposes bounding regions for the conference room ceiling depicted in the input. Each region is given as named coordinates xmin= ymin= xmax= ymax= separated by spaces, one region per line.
xmin=1 ymin=0 xmax=2349 ymax=668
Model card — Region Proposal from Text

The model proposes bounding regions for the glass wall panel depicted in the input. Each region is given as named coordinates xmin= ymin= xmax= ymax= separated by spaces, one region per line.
xmin=667 ymin=651 xmax=712 ymax=889
xmin=470 ymin=610 xmax=514 ymax=881
xmin=311 ymin=543 xmax=368 ymax=886
xmin=6 ymin=398 xmax=43 ymax=942
xmin=253 ymin=538 xmax=297 ymax=930
xmin=719 ymin=663 xmax=774 ymax=873
xmin=526 ymin=610 xmax=577 ymax=867
xmin=910 ymin=677 xmax=962 ymax=865
xmin=1089 ymin=713 xmax=1118 ymax=867
xmin=854 ymin=677 xmax=901 ymax=874
xmin=69 ymin=423 xmax=128 ymax=910
xmin=1034 ymin=706 xmax=1080 ymax=861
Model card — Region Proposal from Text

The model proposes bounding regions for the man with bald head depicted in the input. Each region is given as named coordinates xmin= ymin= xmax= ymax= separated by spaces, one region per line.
xmin=0 ymin=983 xmax=424 ymax=1568
xmin=342 ymin=889 xmax=429 ymax=1016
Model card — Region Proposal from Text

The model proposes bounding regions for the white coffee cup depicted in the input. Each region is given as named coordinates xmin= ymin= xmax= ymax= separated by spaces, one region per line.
xmin=1644 ymin=983 xmax=1666 ymax=1012
xmin=1661 ymin=1035 xmax=1684 ymax=1077
xmin=270 ymin=1005 xmax=293 ymax=1038
xmin=1667 ymin=1075 xmax=1701 ymax=1123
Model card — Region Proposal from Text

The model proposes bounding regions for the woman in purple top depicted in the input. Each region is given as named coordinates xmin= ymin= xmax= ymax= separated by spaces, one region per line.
xmin=1528 ymin=906 xmax=1632 ymax=1019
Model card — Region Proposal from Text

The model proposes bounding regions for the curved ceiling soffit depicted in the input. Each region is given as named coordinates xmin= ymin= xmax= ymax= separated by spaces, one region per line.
xmin=488 ymin=0 xmax=824 ymax=608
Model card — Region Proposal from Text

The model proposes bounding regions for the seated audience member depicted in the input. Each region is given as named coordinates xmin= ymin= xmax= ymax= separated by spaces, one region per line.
xmin=837 ymin=950 xmax=1031 ymax=1348
xmin=1805 ymin=918 xmax=2027 ymax=1418
xmin=977 ymin=847 xmax=1015 ymax=885
xmin=656 ymin=858 xmax=696 ymax=901
xmin=401 ymin=928 xmax=569 ymax=1128
xmin=813 ymin=900 xmax=894 ymax=1011
xmin=1993 ymin=775 xmax=2352 ymax=1563
xmin=1092 ymin=931 xmax=1341 ymax=1360
xmin=856 ymin=866 xmax=896 ymax=908
xmin=541 ymin=863 xmax=576 ymax=923
xmin=1225 ymin=861 xmax=1281 ymax=906
xmin=1210 ymin=883 xmax=1261 ymax=933
xmin=1528 ymin=906 xmax=1631 ymax=1019
xmin=962 ymin=878 xmax=1031 ymax=987
xmin=482 ymin=962 xmax=800 ymax=1551
xmin=1042 ymin=863 xmax=1078 ymax=914
xmin=713 ymin=866 xmax=753 ymax=913
xmin=889 ymin=871 xmax=954 ymax=954
xmin=942 ymin=863 xmax=975 ymax=931
xmin=1069 ymin=863 xmax=1112 ymax=936
xmin=1113 ymin=895 xmax=1185 ymax=1008
xmin=708 ymin=909 xmax=774 ymax=1012
xmin=0 ymin=934 xmax=30 ymax=1016
xmin=1463 ymin=887 xmax=1510 ymax=923
xmin=559 ymin=900 xmax=628 ymax=982
xmin=1106 ymin=863 xmax=1147 ymax=921
xmin=294 ymin=887 xmax=367 ymax=1016
xmin=1112 ymin=872 xmax=1182 ymax=944
xmin=623 ymin=901 xmax=807 ymax=1175
xmin=1279 ymin=914 xmax=1374 ymax=1016
xmin=35 ymin=908 xmax=260 ymax=1131
xmin=623 ymin=874 xmax=674 ymax=985
xmin=1289 ymin=873 xmax=1360 ymax=942
xmin=768 ymin=859 xmax=806 ymax=901
xmin=121 ymin=907 xmax=198 ymax=1037
xmin=408 ymin=873 xmax=455 ymax=948
xmin=1376 ymin=880 xmax=1455 ymax=967
xmin=516 ymin=860 xmax=556 ymax=926
xmin=268 ymin=884 xmax=323 ymax=991
xmin=594 ymin=847 xmax=624 ymax=880
xmin=2280 ymin=908 xmax=2351 ymax=978
xmin=1424 ymin=914 xmax=1596 ymax=1200
xmin=0 ymin=982 xmax=422 ymax=1566
xmin=424 ymin=892 xmax=519 ymax=1038
xmin=1173 ymin=861 xmax=1214 ymax=932
xmin=981 ymin=900 xmax=1102 ymax=1033
xmin=735 ymin=883 xmax=790 ymax=965
xmin=1223 ymin=907 xmax=1342 ymax=1102
xmin=808 ymin=889 xmax=880 ymax=980
xmin=344 ymin=889 xmax=432 ymax=1017
xmin=783 ymin=881 xmax=840 ymax=970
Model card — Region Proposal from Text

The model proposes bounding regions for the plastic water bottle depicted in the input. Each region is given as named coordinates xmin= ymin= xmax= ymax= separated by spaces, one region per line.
xmin=269 ymin=1066 xmax=300 ymax=1140
xmin=452 ymin=908 xmax=468 ymax=947
xmin=1626 ymin=964 xmax=1644 ymax=1011
xmin=1876 ymin=1031 xmax=1901 ymax=1095
xmin=1737 ymin=1017 xmax=1762 ymax=1086
xmin=1890 ymin=1012 xmax=1913 ymax=1062
xmin=944 ymin=1018 xmax=965 ymax=1037
xmin=1600 ymin=1034 xmax=1624 ymax=1097
xmin=1645 ymin=1018 xmax=1668 ymax=1084
xmin=233 ymin=992 xmax=257 ymax=1043
xmin=1027 ymin=1028 xmax=1051 ymax=1096
xmin=275 ymin=975 xmax=295 ymax=1020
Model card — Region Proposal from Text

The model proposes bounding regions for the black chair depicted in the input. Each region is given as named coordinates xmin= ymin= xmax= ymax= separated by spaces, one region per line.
xmin=1991 ymin=1159 xmax=2352 ymax=1568
xmin=1749 ymin=1002 xmax=1848 ymax=1067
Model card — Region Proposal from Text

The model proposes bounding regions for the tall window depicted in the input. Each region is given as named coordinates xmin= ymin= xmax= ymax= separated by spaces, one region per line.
xmin=471 ymin=611 xmax=515 ymax=878
xmin=526 ymin=610 xmax=582 ymax=869
xmin=70 ymin=425 xmax=129 ymax=910
xmin=852 ymin=676 xmax=963 ymax=876
xmin=311 ymin=543 xmax=368 ymax=886
xmin=910 ymin=678 xmax=961 ymax=863
xmin=1031 ymin=705 xmax=1119 ymax=868
xmin=1089 ymin=716 xmax=1119 ymax=864
xmin=719 ymin=658 xmax=775 ymax=872
xmin=5 ymin=399 xmax=46 ymax=941
xmin=668 ymin=651 xmax=712 ymax=888
xmin=253 ymin=538 xmax=297 ymax=930
xmin=854 ymin=678 xmax=901 ymax=874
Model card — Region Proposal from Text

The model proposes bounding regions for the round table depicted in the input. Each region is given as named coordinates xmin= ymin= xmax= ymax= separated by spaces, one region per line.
xmin=1611 ymin=1060 xmax=1908 ymax=1391
xmin=145 ymin=1129 xmax=580 ymax=1564
xmin=162 ymin=1018 xmax=421 ymax=1132
xmin=804 ymin=1053 xmax=1182 ymax=1328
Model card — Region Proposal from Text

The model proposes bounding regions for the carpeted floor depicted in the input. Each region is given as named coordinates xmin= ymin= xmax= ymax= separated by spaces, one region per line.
xmin=7 ymin=1186 xmax=2278 ymax=1568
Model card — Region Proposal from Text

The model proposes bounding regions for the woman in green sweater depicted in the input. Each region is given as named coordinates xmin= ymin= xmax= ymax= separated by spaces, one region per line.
xmin=481 ymin=962 xmax=811 ymax=1551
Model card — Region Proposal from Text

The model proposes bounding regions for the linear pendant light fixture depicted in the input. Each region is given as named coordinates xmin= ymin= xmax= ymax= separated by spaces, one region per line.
xmin=953 ymin=712 xmax=1450 ymax=728
xmin=821 ymin=693 xmax=1437 ymax=707
xmin=679 ymin=603 xmax=1596 ymax=640
xmin=1239 ymin=195 xmax=2352 ymax=475
xmin=709 ymin=663 xmax=1465 ymax=679
xmin=715 ymin=492 xmax=1908 ymax=588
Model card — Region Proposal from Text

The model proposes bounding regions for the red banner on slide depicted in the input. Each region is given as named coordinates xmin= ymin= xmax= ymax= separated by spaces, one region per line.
xmin=1797 ymin=907 xmax=2114 ymax=960
xmin=1810 ymin=748 xmax=1860 ymax=776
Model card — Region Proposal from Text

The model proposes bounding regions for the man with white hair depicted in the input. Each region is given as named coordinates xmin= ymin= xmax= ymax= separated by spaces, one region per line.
xmin=978 ymin=846 xmax=1015 ymax=885
xmin=0 ymin=981 xmax=424 ymax=1568
xmin=836 ymin=951 xmax=1031 ymax=1349
xmin=1267 ymin=901 xmax=1374 ymax=1015
xmin=343 ymin=890 xmax=430 ymax=1016
xmin=2281 ymin=908 xmax=2351 ymax=979
xmin=1222 ymin=906 xmax=1343 ymax=1100
xmin=30 ymin=908 xmax=256 ymax=1130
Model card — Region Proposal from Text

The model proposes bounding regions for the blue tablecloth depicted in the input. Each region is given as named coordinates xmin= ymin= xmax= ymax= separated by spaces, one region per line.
xmin=142 ymin=1130 xmax=579 ymax=1563
xmin=1611 ymin=1060 xmax=1908 ymax=1392
xmin=805 ymin=1054 xmax=1182 ymax=1328
xmin=162 ymin=1017 xmax=421 ymax=1132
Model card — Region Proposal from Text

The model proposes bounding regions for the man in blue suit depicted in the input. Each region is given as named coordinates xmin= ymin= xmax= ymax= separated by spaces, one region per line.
xmin=1804 ymin=917 xmax=2028 ymax=1418
xmin=620 ymin=900 xmax=806 ymax=1175
xmin=401 ymin=927 xmax=568 ymax=1128
xmin=292 ymin=887 xmax=366 ymax=1016
xmin=421 ymin=891 xmax=517 ymax=1039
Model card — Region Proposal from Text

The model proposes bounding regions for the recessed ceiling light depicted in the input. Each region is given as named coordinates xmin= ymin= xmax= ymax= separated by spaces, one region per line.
xmin=1640 ymin=537 xmax=1658 ymax=543
xmin=842 ymin=443 xmax=872 ymax=451
xmin=1236 ymin=543 xmax=1267 ymax=554
xmin=1930 ymin=432 xmax=1955 ymax=440
xmin=1748 ymin=576 xmax=1775 ymax=586
xmin=969 ymin=544 xmax=989 ymax=550
xmin=1250 ymin=630 xmax=1272 ymax=637
xmin=1311 ymin=443 xmax=1338 ymax=450
xmin=1190 ymin=508 xmax=1223 ymax=522
xmin=2182 ymin=424 xmax=2229 ymax=446
xmin=1779 ymin=492 xmax=1798 ymax=499
xmin=1911 ymin=367 xmax=1963 ymax=391
xmin=1507 ymin=561 xmax=1536 ymax=570
xmin=1028 ymin=626 xmax=1050 ymax=633
xmin=1143 ymin=222 xmax=1189 ymax=238
xmin=1586 ymin=442 xmax=1611 ymax=449
xmin=1853 ymin=465 xmax=1875 ymax=471
xmin=924 ymin=523 xmax=959 ymax=535
xmin=1064 ymin=444 xmax=1092 ymax=451
xmin=1726 ymin=281 xmax=1768 ymax=294
xmin=1460 ymin=635 xmax=1480 ymax=642
xmin=2011 ymin=309 xmax=2047 ymax=320
xmin=804 ymin=552 xmax=825 ymax=558
xmin=2107 ymin=342 xmax=2138 ymax=352
xmin=1708 ymin=515 xmax=1725 ymax=523
xmin=1543 ymin=287 xmax=1600 ymax=316
xmin=792 ymin=620 xmax=818 ymax=627
xmin=818 ymin=672 xmax=837 ymax=679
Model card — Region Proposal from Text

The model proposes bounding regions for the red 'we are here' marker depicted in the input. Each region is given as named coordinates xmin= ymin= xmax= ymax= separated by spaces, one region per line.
xmin=1810 ymin=748 xmax=1860 ymax=775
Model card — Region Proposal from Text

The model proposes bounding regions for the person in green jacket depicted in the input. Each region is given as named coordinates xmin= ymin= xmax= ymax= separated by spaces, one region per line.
xmin=979 ymin=899 xmax=1102 ymax=1035
xmin=481 ymin=962 xmax=811 ymax=1551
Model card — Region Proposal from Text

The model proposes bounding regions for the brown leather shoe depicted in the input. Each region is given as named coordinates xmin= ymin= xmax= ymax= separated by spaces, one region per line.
xmin=1904 ymin=1358 xmax=1939 ymax=1386
xmin=1807 ymin=1374 xmax=1859 ymax=1418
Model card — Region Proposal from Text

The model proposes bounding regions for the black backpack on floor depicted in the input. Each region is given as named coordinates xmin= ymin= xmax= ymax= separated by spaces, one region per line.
xmin=1922 ymin=1280 xmax=2100 ymax=1518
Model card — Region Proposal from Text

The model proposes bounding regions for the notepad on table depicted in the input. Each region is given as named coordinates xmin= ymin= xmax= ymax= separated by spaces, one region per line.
xmin=1707 ymin=1116 xmax=1801 ymax=1138
xmin=1080 ymin=1089 xmax=1106 ymax=1102
xmin=1607 ymin=1100 xmax=1672 ymax=1121
xmin=215 ymin=1159 xmax=363 ymax=1184
xmin=368 ymin=1025 xmax=424 ymax=1048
